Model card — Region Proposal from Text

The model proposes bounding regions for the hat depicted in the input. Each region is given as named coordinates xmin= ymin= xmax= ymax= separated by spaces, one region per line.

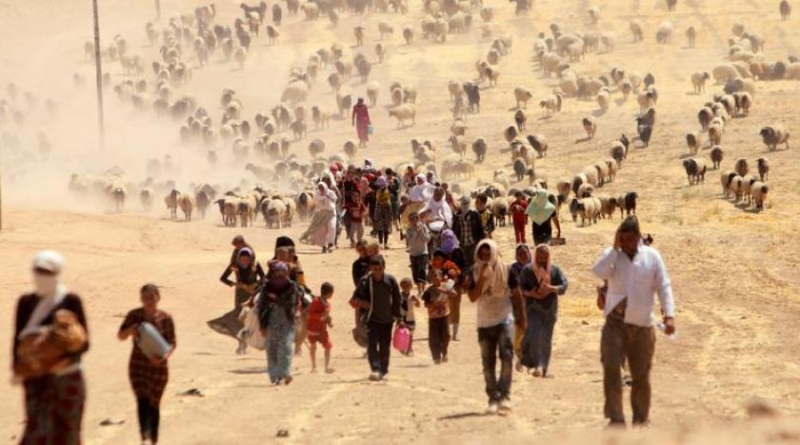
xmin=33 ymin=250 xmax=64 ymax=274
xmin=232 ymin=235 xmax=245 ymax=245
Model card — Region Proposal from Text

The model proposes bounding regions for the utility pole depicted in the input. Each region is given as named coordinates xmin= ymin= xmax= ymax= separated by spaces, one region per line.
xmin=92 ymin=0 xmax=106 ymax=150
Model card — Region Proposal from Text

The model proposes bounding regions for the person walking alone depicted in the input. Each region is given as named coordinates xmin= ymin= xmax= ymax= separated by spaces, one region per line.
xmin=118 ymin=284 xmax=176 ymax=445
xmin=352 ymin=97 xmax=371 ymax=147
xmin=592 ymin=216 xmax=676 ymax=428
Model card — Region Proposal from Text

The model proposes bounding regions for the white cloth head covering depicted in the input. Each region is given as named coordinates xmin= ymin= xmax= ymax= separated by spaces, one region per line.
xmin=314 ymin=182 xmax=338 ymax=212
xmin=33 ymin=250 xmax=64 ymax=274
xmin=20 ymin=251 xmax=69 ymax=339
xmin=473 ymin=239 xmax=508 ymax=299
xmin=409 ymin=175 xmax=435 ymax=203
xmin=422 ymin=191 xmax=453 ymax=228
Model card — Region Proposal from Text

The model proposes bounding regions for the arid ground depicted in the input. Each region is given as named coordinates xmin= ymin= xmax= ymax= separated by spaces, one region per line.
xmin=1 ymin=0 xmax=800 ymax=443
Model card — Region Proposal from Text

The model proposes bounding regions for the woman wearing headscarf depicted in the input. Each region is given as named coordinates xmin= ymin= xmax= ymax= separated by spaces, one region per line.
xmin=519 ymin=244 xmax=568 ymax=378
xmin=400 ymin=174 xmax=435 ymax=232
xmin=217 ymin=248 xmax=265 ymax=354
xmin=352 ymin=97 xmax=371 ymax=147
xmin=525 ymin=189 xmax=561 ymax=245
xmin=385 ymin=169 xmax=403 ymax=232
xmin=301 ymin=182 xmax=339 ymax=253
xmin=13 ymin=251 xmax=89 ymax=444
xmin=509 ymin=244 xmax=532 ymax=371
xmin=372 ymin=177 xmax=394 ymax=248
xmin=272 ymin=237 xmax=312 ymax=357
xmin=466 ymin=240 xmax=523 ymax=415
xmin=273 ymin=236 xmax=306 ymax=288
xmin=258 ymin=262 xmax=304 ymax=385
xmin=422 ymin=187 xmax=453 ymax=230
xmin=118 ymin=284 xmax=176 ymax=445
xmin=434 ymin=229 xmax=468 ymax=341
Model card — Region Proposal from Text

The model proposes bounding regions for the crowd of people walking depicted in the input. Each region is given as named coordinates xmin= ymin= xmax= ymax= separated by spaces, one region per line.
xmin=10 ymin=159 xmax=677 ymax=443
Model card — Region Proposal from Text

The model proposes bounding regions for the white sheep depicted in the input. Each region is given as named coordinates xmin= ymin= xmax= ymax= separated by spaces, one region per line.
xmin=691 ymin=71 xmax=709 ymax=93
xmin=596 ymin=89 xmax=610 ymax=111
xmin=514 ymin=87 xmax=533 ymax=109
xmin=366 ymin=81 xmax=380 ymax=106
xmin=540 ymin=93 xmax=563 ymax=115
xmin=234 ymin=46 xmax=248 ymax=69
xmin=749 ymin=181 xmax=769 ymax=211
xmin=388 ymin=104 xmax=416 ymax=128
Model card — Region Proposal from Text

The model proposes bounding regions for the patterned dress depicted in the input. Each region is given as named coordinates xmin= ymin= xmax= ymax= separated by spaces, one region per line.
xmin=259 ymin=282 xmax=301 ymax=384
xmin=120 ymin=309 xmax=177 ymax=406
xmin=15 ymin=293 xmax=89 ymax=445
xmin=372 ymin=188 xmax=393 ymax=233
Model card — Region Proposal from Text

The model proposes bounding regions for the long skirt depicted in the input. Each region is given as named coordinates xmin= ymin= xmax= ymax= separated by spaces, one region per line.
xmin=356 ymin=119 xmax=369 ymax=142
xmin=301 ymin=210 xmax=336 ymax=247
xmin=400 ymin=202 xmax=426 ymax=231
xmin=521 ymin=304 xmax=557 ymax=370
xmin=22 ymin=371 xmax=86 ymax=445
xmin=206 ymin=288 xmax=250 ymax=339
xmin=373 ymin=203 xmax=393 ymax=233
xmin=266 ymin=308 xmax=296 ymax=384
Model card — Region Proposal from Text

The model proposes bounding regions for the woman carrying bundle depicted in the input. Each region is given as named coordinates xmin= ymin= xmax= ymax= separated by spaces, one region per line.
xmin=118 ymin=284 xmax=176 ymax=445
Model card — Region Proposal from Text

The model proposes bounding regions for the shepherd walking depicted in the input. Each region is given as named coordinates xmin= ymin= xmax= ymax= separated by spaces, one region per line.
xmin=352 ymin=97 xmax=371 ymax=147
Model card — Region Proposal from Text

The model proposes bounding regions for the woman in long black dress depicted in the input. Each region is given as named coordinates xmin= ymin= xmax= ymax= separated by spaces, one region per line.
xmin=118 ymin=284 xmax=176 ymax=445
xmin=519 ymin=244 xmax=569 ymax=377
xmin=214 ymin=248 xmax=265 ymax=354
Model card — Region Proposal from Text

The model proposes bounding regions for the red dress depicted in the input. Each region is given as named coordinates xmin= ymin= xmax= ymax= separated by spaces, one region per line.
xmin=352 ymin=104 xmax=371 ymax=142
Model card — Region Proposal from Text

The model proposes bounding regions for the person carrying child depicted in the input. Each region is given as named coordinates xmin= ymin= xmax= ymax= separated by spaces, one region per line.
xmin=422 ymin=269 xmax=457 ymax=364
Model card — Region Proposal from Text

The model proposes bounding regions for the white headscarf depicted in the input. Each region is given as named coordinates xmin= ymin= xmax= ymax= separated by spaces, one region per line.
xmin=472 ymin=239 xmax=508 ymax=299
xmin=20 ymin=251 xmax=69 ymax=338
xmin=422 ymin=189 xmax=453 ymax=228
xmin=409 ymin=174 xmax=434 ymax=203
xmin=314 ymin=182 xmax=338 ymax=213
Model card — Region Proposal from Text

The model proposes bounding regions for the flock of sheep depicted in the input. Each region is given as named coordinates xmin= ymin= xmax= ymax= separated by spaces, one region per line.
xmin=58 ymin=0 xmax=798 ymax=229
xmin=675 ymin=16 xmax=797 ymax=213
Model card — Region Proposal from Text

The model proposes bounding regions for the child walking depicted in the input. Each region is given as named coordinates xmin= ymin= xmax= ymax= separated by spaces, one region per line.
xmin=346 ymin=192 xmax=368 ymax=247
xmin=399 ymin=278 xmax=422 ymax=356
xmin=308 ymin=282 xmax=335 ymax=374
xmin=509 ymin=191 xmax=529 ymax=244
xmin=422 ymin=269 xmax=456 ymax=364
xmin=405 ymin=211 xmax=431 ymax=295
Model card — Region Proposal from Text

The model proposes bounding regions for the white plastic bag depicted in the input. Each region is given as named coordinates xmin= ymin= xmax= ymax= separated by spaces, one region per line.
xmin=242 ymin=298 xmax=266 ymax=350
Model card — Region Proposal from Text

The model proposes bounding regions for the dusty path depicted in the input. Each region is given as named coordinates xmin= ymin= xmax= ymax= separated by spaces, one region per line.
xmin=1 ymin=0 xmax=800 ymax=443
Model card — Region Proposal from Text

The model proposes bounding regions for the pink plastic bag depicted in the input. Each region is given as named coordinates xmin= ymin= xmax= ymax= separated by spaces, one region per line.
xmin=392 ymin=325 xmax=411 ymax=353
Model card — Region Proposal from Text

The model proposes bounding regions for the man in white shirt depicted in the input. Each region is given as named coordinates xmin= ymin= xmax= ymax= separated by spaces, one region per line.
xmin=592 ymin=216 xmax=676 ymax=427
